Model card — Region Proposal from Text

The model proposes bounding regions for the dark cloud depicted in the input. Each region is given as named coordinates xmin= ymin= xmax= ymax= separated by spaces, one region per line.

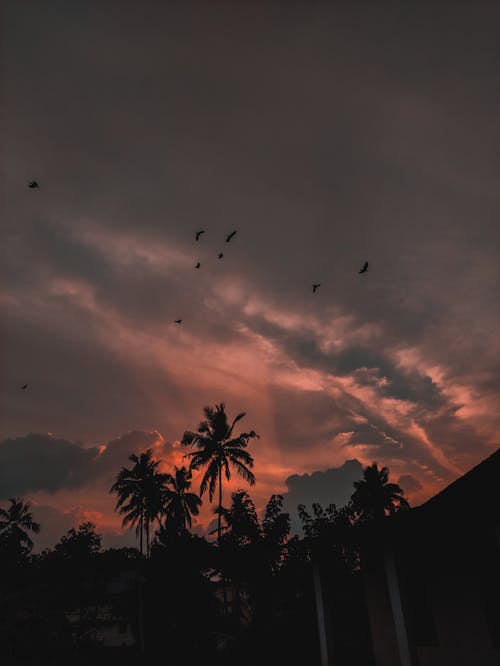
xmin=283 ymin=459 xmax=364 ymax=534
xmin=0 ymin=430 xmax=164 ymax=498
xmin=269 ymin=386 xmax=345 ymax=451
xmin=397 ymin=474 xmax=423 ymax=495
xmin=347 ymin=423 xmax=403 ymax=450
xmin=0 ymin=434 xmax=95 ymax=497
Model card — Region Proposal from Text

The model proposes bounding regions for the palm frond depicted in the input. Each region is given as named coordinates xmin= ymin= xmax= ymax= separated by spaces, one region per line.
xmin=231 ymin=460 xmax=256 ymax=485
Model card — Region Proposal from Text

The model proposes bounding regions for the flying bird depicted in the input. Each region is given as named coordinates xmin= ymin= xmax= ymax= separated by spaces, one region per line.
xmin=312 ymin=283 xmax=321 ymax=293
xmin=21 ymin=384 xmax=29 ymax=390
xmin=174 ymin=319 xmax=182 ymax=324
xmin=195 ymin=230 xmax=205 ymax=241
xmin=195 ymin=262 xmax=201 ymax=269
xmin=218 ymin=252 xmax=224 ymax=259
xmin=28 ymin=181 xmax=39 ymax=189
xmin=226 ymin=230 xmax=237 ymax=243
xmin=359 ymin=261 xmax=369 ymax=274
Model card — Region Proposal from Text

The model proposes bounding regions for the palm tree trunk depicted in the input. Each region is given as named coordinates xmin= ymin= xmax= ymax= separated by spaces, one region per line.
xmin=137 ymin=557 xmax=145 ymax=658
xmin=218 ymin=465 xmax=222 ymax=545
xmin=139 ymin=514 xmax=143 ymax=556
xmin=217 ymin=464 xmax=228 ymax=615
xmin=146 ymin=519 xmax=150 ymax=558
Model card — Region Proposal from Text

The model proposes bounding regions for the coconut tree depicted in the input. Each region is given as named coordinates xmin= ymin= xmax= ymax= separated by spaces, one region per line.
xmin=0 ymin=497 xmax=41 ymax=558
xmin=110 ymin=448 xmax=168 ymax=557
xmin=161 ymin=466 xmax=202 ymax=533
xmin=182 ymin=403 xmax=258 ymax=544
xmin=351 ymin=463 xmax=410 ymax=523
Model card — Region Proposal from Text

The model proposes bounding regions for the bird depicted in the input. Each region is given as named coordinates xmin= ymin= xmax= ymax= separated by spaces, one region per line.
xmin=195 ymin=230 xmax=205 ymax=241
xmin=28 ymin=181 xmax=39 ymax=189
xmin=195 ymin=262 xmax=201 ymax=269
xmin=218 ymin=252 xmax=224 ymax=259
xmin=359 ymin=261 xmax=369 ymax=274
xmin=21 ymin=384 xmax=29 ymax=390
xmin=174 ymin=319 xmax=182 ymax=324
xmin=312 ymin=283 xmax=321 ymax=293
xmin=226 ymin=230 xmax=237 ymax=243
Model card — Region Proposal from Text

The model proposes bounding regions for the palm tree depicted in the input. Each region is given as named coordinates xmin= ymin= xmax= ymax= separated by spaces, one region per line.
xmin=351 ymin=463 xmax=410 ymax=523
xmin=182 ymin=402 xmax=258 ymax=544
xmin=0 ymin=497 xmax=41 ymax=557
xmin=161 ymin=466 xmax=202 ymax=533
xmin=110 ymin=448 xmax=168 ymax=557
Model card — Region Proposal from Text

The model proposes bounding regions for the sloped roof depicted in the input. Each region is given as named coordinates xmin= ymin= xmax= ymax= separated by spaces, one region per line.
xmin=417 ymin=447 xmax=500 ymax=524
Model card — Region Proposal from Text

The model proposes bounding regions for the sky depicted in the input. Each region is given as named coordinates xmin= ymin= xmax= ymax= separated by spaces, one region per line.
xmin=1 ymin=0 xmax=499 ymax=551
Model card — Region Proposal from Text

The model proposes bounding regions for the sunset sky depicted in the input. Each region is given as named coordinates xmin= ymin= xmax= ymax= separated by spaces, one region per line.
xmin=1 ymin=1 xmax=499 ymax=550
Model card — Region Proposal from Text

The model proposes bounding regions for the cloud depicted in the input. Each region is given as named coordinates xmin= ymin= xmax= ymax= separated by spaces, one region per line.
xmin=397 ymin=474 xmax=423 ymax=495
xmin=0 ymin=430 xmax=166 ymax=498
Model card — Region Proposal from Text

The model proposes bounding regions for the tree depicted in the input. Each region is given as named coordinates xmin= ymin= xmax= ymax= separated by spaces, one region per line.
xmin=110 ymin=448 xmax=168 ymax=557
xmin=298 ymin=501 xmax=360 ymax=572
xmin=161 ymin=466 xmax=202 ymax=534
xmin=215 ymin=490 xmax=261 ymax=547
xmin=0 ymin=497 xmax=40 ymax=560
xmin=262 ymin=494 xmax=291 ymax=573
xmin=53 ymin=522 xmax=102 ymax=559
xmin=182 ymin=403 xmax=258 ymax=544
xmin=351 ymin=463 xmax=410 ymax=523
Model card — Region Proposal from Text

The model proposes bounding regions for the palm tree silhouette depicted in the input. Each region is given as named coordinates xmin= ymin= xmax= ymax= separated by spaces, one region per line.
xmin=162 ymin=466 xmax=202 ymax=533
xmin=110 ymin=448 xmax=168 ymax=557
xmin=0 ymin=497 xmax=41 ymax=556
xmin=351 ymin=463 xmax=409 ymax=522
xmin=182 ymin=402 xmax=258 ymax=544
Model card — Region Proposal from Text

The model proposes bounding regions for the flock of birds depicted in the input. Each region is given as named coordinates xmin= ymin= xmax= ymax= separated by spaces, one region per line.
xmin=20 ymin=179 xmax=369 ymax=388
xmin=176 ymin=224 xmax=369 ymax=323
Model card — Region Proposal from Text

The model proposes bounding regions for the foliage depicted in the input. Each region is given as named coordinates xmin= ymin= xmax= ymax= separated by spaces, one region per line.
xmin=0 ymin=497 xmax=40 ymax=562
xmin=298 ymin=500 xmax=360 ymax=571
xmin=110 ymin=448 xmax=169 ymax=556
xmin=53 ymin=521 xmax=103 ymax=559
xmin=215 ymin=490 xmax=261 ymax=547
xmin=182 ymin=402 xmax=258 ymax=543
xmin=351 ymin=463 xmax=410 ymax=522
xmin=161 ymin=465 xmax=202 ymax=532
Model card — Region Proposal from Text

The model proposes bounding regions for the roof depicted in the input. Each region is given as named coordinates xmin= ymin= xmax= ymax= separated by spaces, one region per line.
xmin=417 ymin=447 xmax=500 ymax=524
xmin=362 ymin=447 xmax=500 ymax=543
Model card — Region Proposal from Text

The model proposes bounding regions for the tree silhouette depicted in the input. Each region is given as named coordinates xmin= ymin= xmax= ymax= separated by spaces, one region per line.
xmin=162 ymin=466 xmax=202 ymax=534
xmin=53 ymin=522 xmax=102 ymax=559
xmin=0 ymin=497 xmax=40 ymax=559
xmin=110 ymin=449 xmax=168 ymax=557
xmin=262 ymin=494 xmax=291 ymax=573
xmin=182 ymin=403 xmax=258 ymax=544
xmin=351 ymin=463 xmax=410 ymax=522
xmin=298 ymin=501 xmax=360 ymax=572
xmin=215 ymin=489 xmax=261 ymax=546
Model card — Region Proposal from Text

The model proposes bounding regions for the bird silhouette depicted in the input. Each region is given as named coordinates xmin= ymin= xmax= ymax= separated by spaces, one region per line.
xmin=28 ymin=181 xmax=39 ymax=189
xmin=174 ymin=319 xmax=182 ymax=324
xmin=21 ymin=384 xmax=29 ymax=390
xmin=359 ymin=261 xmax=369 ymax=274
xmin=312 ymin=283 xmax=321 ymax=293
xmin=195 ymin=230 xmax=205 ymax=241
xmin=226 ymin=230 xmax=237 ymax=243
xmin=218 ymin=252 xmax=224 ymax=259
xmin=195 ymin=262 xmax=201 ymax=269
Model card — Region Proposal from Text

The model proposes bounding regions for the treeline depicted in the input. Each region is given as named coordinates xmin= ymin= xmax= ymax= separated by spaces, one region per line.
xmin=0 ymin=403 xmax=410 ymax=666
